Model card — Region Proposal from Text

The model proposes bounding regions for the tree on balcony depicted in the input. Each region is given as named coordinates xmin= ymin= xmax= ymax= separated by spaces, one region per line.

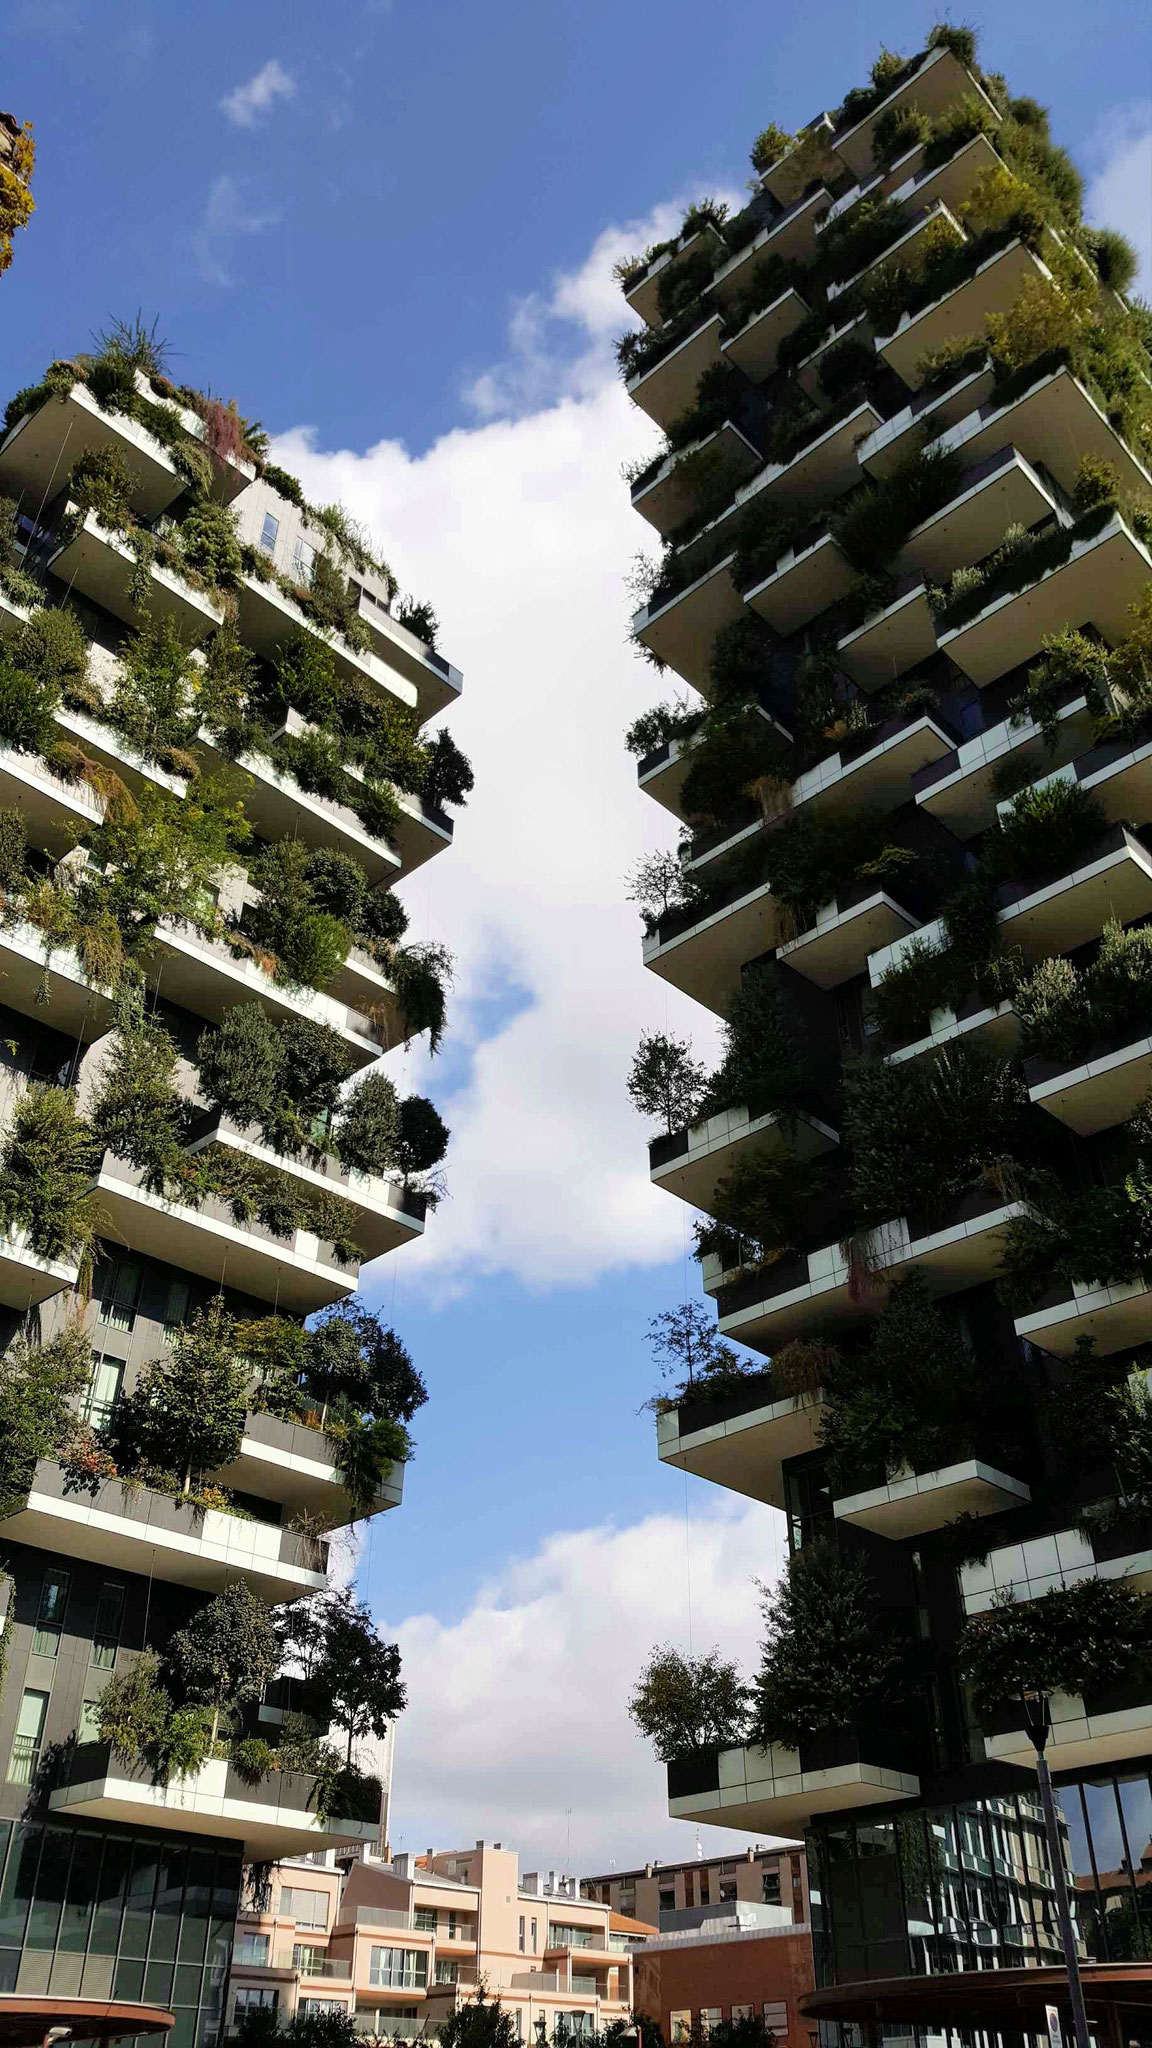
xmin=643 ymin=1300 xmax=759 ymax=1413
xmin=627 ymin=1031 xmax=706 ymax=1135
xmin=749 ymin=1538 xmax=905 ymax=1749
xmin=104 ymin=1299 xmax=248 ymax=1494
xmin=629 ymin=1644 xmax=748 ymax=1761
xmin=958 ymin=1579 xmax=1152 ymax=1714
xmin=167 ymin=1581 xmax=280 ymax=1746
xmin=0 ymin=1318 xmax=94 ymax=1520
xmin=289 ymin=1585 xmax=405 ymax=1763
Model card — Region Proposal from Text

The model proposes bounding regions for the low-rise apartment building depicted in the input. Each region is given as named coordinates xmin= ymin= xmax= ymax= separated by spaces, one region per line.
xmin=230 ymin=1842 xmax=654 ymax=2039
xmin=582 ymin=1845 xmax=808 ymax=1928
xmin=631 ymin=1909 xmax=814 ymax=2048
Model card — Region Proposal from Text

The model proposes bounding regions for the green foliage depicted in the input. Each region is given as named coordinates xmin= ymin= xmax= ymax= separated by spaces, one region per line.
xmin=0 ymin=1085 xmax=96 ymax=1261
xmin=627 ymin=1031 xmax=707 ymax=1134
xmin=334 ymin=1071 xmax=400 ymax=1175
xmin=88 ymin=994 xmax=186 ymax=1180
xmin=749 ymin=1538 xmax=905 ymax=1748
xmin=872 ymin=932 xmax=963 ymax=1046
xmin=67 ymin=443 xmax=136 ymax=530
xmin=844 ymin=1045 xmax=1031 ymax=1227
xmin=694 ymin=1144 xmax=821 ymax=1270
xmin=242 ymin=838 xmax=352 ymax=989
xmin=389 ymin=939 xmax=454 ymax=1053
xmin=623 ymin=700 xmax=699 ymax=760
xmin=0 ymin=497 xmax=40 ymax=609
xmin=106 ymin=1300 xmax=249 ymax=1492
xmin=295 ymin=1586 xmax=405 ymax=1762
xmin=1084 ymin=227 xmax=1139 ymax=296
xmin=1016 ymin=627 xmax=1114 ymax=744
xmin=699 ymin=969 xmax=811 ymax=1122
xmin=1017 ymin=921 xmax=1152 ymax=1064
xmin=819 ymin=1274 xmax=989 ymax=1491
xmin=330 ymin=1412 xmax=411 ymax=1516
xmin=0 ymin=649 xmax=57 ymax=756
xmin=108 ymin=615 xmax=199 ymax=765
xmin=436 ymin=1989 xmax=521 ymax=2048
xmin=167 ymin=1581 xmax=279 ymax=1742
xmin=958 ymin=1580 xmax=1152 ymax=1712
xmin=679 ymin=701 xmax=789 ymax=827
xmin=990 ymin=775 xmax=1107 ymax=883
xmin=749 ymin=123 xmax=793 ymax=175
xmin=85 ymin=774 xmax=248 ymax=952
xmin=821 ymin=198 xmax=908 ymax=286
xmin=643 ymin=1300 xmax=756 ymax=1413
xmin=0 ymin=1320 xmax=94 ymax=1519
xmin=178 ymin=499 xmax=242 ymax=587
xmin=871 ymin=103 xmax=931 ymax=168
xmin=0 ymin=807 xmax=28 ymax=898
xmin=393 ymin=1094 xmax=449 ymax=1182
xmin=96 ymin=1651 xmax=172 ymax=1764
xmin=629 ymin=1644 xmax=748 ymax=1761
xmin=760 ymin=805 xmax=915 ymax=935
xmin=307 ymin=1301 xmax=427 ymax=1425
xmin=832 ymin=440 xmax=964 ymax=574
xmin=394 ymin=595 xmax=439 ymax=647
xmin=229 ymin=1736 xmax=278 ymax=1787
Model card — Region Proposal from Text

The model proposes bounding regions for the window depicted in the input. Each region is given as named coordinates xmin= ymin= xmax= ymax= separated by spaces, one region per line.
xmin=549 ymin=1924 xmax=596 ymax=1950
xmin=163 ymin=1281 xmax=191 ymax=1344
xmin=300 ymin=2002 xmax=344 ymax=2017
xmin=260 ymin=512 xmax=280 ymax=557
xmin=77 ymin=1698 xmax=103 ymax=1742
xmin=699 ymin=2012 xmax=722 ymax=2039
xmin=414 ymin=1907 xmax=437 ymax=1933
xmin=658 ymin=1888 xmax=675 ymax=1912
xmin=719 ymin=1879 xmax=737 ymax=1902
xmin=762 ymin=1870 xmax=781 ymax=1905
xmin=368 ymin=1949 xmax=427 ymax=1991
xmin=731 ymin=2011 xmax=754 ymax=2024
xmin=292 ymin=535 xmax=317 ymax=584
xmin=281 ymin=1887 xmax=328 ymax=1929
xmin=96 ymin=1257 xmax=141 ymax=1332
xmin=360 ymin=2011 xmax=417 ymax=2041
xmin=32 ymin=1569 xmax=69 ymax=1656
xmin=294 ymin=1944 xmax=328 ymax=1975
xmin=235 ymin=1989 xmax=278 ymax=2021
xmin=82 ymin=1350 xmax=124 ymax=1428
xmin=699 ymin=1874 xmax=710 ymax=1905
xmin=434 ymin=1961 xmax=459 ymax=1985
xmin=762 ymin=2005 xmax=788 ymax=2038
xmin=669 ymin=2017 xmax=692 ymax=2045
xmin=235 ymin=1935 xmax=269 ymax=1966
xmin=90 ymin=1580 xmax=126 ymax=1669
xmin=530 ymin=1918 xmax=537 ymax=1954
xmin=518 ymin=1915 xmax=525 ymax=1954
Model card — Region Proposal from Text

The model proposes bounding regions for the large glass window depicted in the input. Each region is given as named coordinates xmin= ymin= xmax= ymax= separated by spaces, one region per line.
xmin=7 ymin=1689 xmax=47 ymax=1784
xmin=32 ymin=1569 xmax=70 ymax=1657
xmin=280 ymin=1886 xmax=328 ymax=1928
xmin=368 ymin=1948 xmax=428 ymax=1990
xmin=82 ymin=1352 xmax=124 ymax=1428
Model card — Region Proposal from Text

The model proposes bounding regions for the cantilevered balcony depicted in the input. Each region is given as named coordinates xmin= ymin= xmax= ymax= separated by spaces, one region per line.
xmin=636 ymin=705 xmax=790 ymax=822
xmin=0 ymin=735 xmax=102 ymax=856
xmin=886 ymin=129 xmax=1002 ymax=225
xmin=50 ymin=1745 xmax=378 ymax=1858
xmin=649 ymin=1104 xmax=838 ymax=1211
xmin=47 ymin=508 xmax=225 ymax=643
xmin=195 ymin=732 xmax=403 ymax=890
xmin=145 ymin=921 xmax=386 ymax=1067
xmin=932 ymin=363 xmax=1152 ymax=503
xmin=716 ymin=1189 xmax=1032 ymax=1353
xmin=0 ymin=917 xmax=116 ymax=1039
xmin=913 ymin=693 xmax=1097 ymax=839
xmin=131 ymin=371 xmax=256 ymax=505
xmin=760 ymin=113 xmax=839 ymax=207
xmin=896 ymin=444 xmax=1059 ymax=583
xmin=886 ymin=995 xmax=1021 ymax=1066
xmin=211 ymin=1410 xmax=405 ymax=1531
xmin=828 ymin=201 xmax=965 ymax=312
xmin=836 ymin=577 xmax=936 ymax=688
xmin=0 ymin=1227 xmax=79 ymax=1309
xmin=831 ymin=44 xmax=999 ymax=181
xmin=631 ymin=424 xmax=762 ymax=539
xmin=55 ymin=705 xmax=189 ymax=805
xmin=325 ymin=946 xmax=403 ymax=1046
xmin=1015 ymin=1274 xmax=1152 ymax=1359
xmin=353 ymin=594 xmax=463 ymax=723
xmin=959 ymin=1522 xmax=1152 ymax=1617
xmin=235 ymin=573 xmax=419 ymax=715
xmin=981 ymin=1684 xmax=1152 ymax=1775
xmin=185 ymin=1109 xmax=426 ymax=1261
xmin=792 ymin=311 xmax=874 ymax=406
xmin=834 ymin=1461 xmax=1030 ymax=1540
xmin=777 ymin=878 xmax=921 ymax=990
xmin=997 ymin=825 xmax=1152 ymax=963
xmin=90 ymin=1152 xmax=360 ymax=1314
xmin=857 ymin=359 xmax=996 ymax=478
xmin=791 ymin=712 xmax=956 ymax=822
xmin=877 ymin=240 xmax=1050 ymax=389
xmin=938 ymin=512 xmax=1152 ymax=686
xmin=624 ymin=221 xmax=728 ymax=329
xmin=626 ymin=314 xmax=725 ymax=431
xmin=1026 ymin=1035 xmax=1152 ymax=1138
xmin=656 ymin=1377 xmax=824 ymax=1510
xmin=744 ymin=528 xmax=855 ymax=634
xmin=1073 ymin=736 xmax=1152 ymax=831
xmin=667 ymin=1729 xmax=920 ymax=1837
xmin=0 ymin=384 xmax=185 ymax=520
xmin=642 ymin=876 xmax=779 ymax=1012
xmin=707 ymin=186 xmax=829 ymax=310
xmin=631 ymin=552 xmax=742 ymax=692
xmin=0 ymin=1458 xmax=328 ymax=1601
xmin=721 ymin=287 xmax=812 ymax=382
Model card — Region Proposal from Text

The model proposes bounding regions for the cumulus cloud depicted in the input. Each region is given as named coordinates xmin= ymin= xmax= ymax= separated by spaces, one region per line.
xmin=380 ymin=1496 xmax=790 ymax=1871
xmin=1085 ymin=104 xmax=1152 ymax=294
xmin=191 ymin=174 xmax=279 ymax=286
xmin=219 ymin=57 xmax=296 ymax=128
xmin=270 ymin=208 xmax=725 ymax=1290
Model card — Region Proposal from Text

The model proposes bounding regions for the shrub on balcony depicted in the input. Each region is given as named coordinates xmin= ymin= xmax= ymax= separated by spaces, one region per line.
xmin=334 ymin=1072 xmax=400 ymax=1175
xmin=67 ymin=443 xmax=136 ymax=532
xmin=196 ymin=1002 xmax=354 ymax=1153
xmin=624 ymin=699 xmax=699 ymax=760
xmin=844 ymin=1044 xmax=1032 ymax=1228
xmin=762 ymin=806 xmax=916 ymax=937
xmin=749 ymin=1538 xmax=905 ymax=1748
xmin=393 ymin=1094 xmax=449 ymax=1187
xmin=168 ymin=1581 xmax=280 ymax=1744
xmin=1013 ymin=627 xmax=1114 ymax=746
xmin=88 ymin=995 xmax=187 ymax=1182
xmin=999 ymin=1102 xmax=1152 ymax=1307
xmin=694 ymin=1145 xmax=821 ymax=1272
xmin=680 ymin=701 xmax=790 ymax=827
xmin=698 ymin=969 xmax=812 ymax=1123
xmin=107 ymin=615 xmax=200 ymax=771
xmin=0 ymin=649 xmax=57 ymax=757
xmin=0 ymin=1320 xmax=95 ymax=1519
xmin=10 ymin=602 xmax=90 ymax=704
xmin=422 ymin=727 xmax=474 ymax=812
xmin=750 ymin=123 xmax=793 ymax=175
xmin=105 ymin=1299 xmax=249 ymax=1494
xmin=629 ymin=1644 xmax=748 ymax=1761
xmin=306 ymin=1300 xmax=428 ymax=1430
xmin=0 ymin=1084 xmax=96 ymax=1263
xmin=818 ymin=335 xmax=876 ymax=402
xmin=821 ymin=198 xmax=908 ymax=287
xmin=388 ymin=938 xmax=454 ymax=1054
xmin=177 ymin=498 xmax=242 ymax=588
xmin=832 ymin=440 xmax=964 ymax=574
xmin=872 ymin=102 xmax=932 ymax=167
xmin=989 ymin=776 xmax=1107 ymax=885
xmin=1083 ymin=227 xmax=1139 ymax=296
xmin=958 ymin=1579 xmax=1152 ymax=1713
xmin=627 ymin=1031 xmax=707 ymax=1136
xmin=241 ymin=838 xmax=353 ymax=989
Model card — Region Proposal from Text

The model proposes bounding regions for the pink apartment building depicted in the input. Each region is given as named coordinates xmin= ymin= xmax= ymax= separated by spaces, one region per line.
xmin=229 ymin=1841 xmax=655 ymax=2040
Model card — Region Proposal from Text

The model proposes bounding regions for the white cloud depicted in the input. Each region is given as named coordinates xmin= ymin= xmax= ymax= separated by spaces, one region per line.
xmin=1085 ymin=104 xmax=1152 ymax=295
xmin=191 ymin=174 xmax=279 ymax=286
xmin=270 ymin=207 xmax=726 ymax=1290
xmin=381 ymin=1496 xmax=790 ymax=1871
xmin=219 ymin=57 xmax=296 ymax=128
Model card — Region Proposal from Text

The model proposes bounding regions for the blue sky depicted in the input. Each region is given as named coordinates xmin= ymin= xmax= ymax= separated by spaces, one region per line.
xmin=2 ymin=0 xmax=1150 ymax=1868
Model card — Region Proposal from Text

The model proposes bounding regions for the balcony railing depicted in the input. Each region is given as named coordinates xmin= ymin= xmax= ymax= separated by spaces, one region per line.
xmin=667 ymin=1724 xmax=922 ymax=1834
xmin=49 ymin=1741 xmax=381 ymax=1857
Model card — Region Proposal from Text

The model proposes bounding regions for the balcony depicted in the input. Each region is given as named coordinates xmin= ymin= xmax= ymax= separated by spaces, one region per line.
xmin=886 ymin=996 xmax=1021 ymax=1067
xmin=896 ymin=445 xmax=1058 ymax=584
xmin=939 ymin=512 xmax=1152 ymax=687
xmin=624 ymin=221 xmax=728 ymax=329
xmin=626 ymin=314 xmax=725 ymax=431
xmin=195 ymin=733 xmax=401 ymax=890
xmin=792 ymin=311 xmax=875 ymax=406
xmin=959 ymin=1522 xmax=1152 ymax=1617
xmin=631 ymin=552 xmax=742 ymax=693
xmin=649 ymin=1104 xmax=838 ymax=1211
xmin=1015 ymin=1274 xmax=1152 ymax=1359
xmin=145 ymin=921 xmax=385 ymax=1068
xmin=792 ymin=712 xmax=956 ymax=822
xmin=777 ymin=883 xmax=920 ymax=990
xmin=0 ymin=1457 xmax=328 ymax=1600
xmin=212 ymin=1410 xmax=404 ymax=1530
xmin=325 ymin=947 xmax=404 ymax=1047
xmin=0 ymin=916 xmax=117 ymax=1040
xmin=721 ymin=287 xmax=812 ymax=382
xmin=642 ymin=877 xmax=780 ymax=1013
xmin=717 ymin=1190 xmax=1032 ymax=1353
xmin=185 ymin=1108 xmax=426 ymax=1261
xmin=132 ymin=373 xmax=256 ymax=505
xmin=632 ymin=423 xmax=762 ymax=539
xmin=708 ymin=186 xmax=829 ymax=310
xmin=47 ymin=508 xmax=226 ymax=643
xmin=933 ymin=362 xmax=1152 ymax=504
xmin=831 ymin=44 xmax=999 ymax=182
xmin=49 ymin=1744 xmax=378 ymax=1857
xmin=981 ymin=1685 xmax=1152 ymax=1774
xmin=744 ymin=528 xmax=855 ymax=633
xmin=1075 ymin=736 xmax=1152 ymax=831
xmin=828 ymin=201 xmax=965 ymax=311
xmin=0 ymin=383 xmax=184 ymax=520
xmin=0 ymin=735 xmax=102 ymax=856
xmin=836 ymin=578 xmax=936 ymax=688
xmin=656 ymin=1380 xmax=824 ymax=1509
xmin=833 ymin=1460 xmax=1030 ymax=1540
xmin=0 ymin=1225 xmax=79 ymax=1308
xmin=877 ymin=240 xmax=1049 ymax=388
xmin=90 ymin=1151 xmax=360 ymax=1314
xmin=996 ymin=825 xmax=1152 ymax=963
xmin=887 ymin=129 xmax=1003 ymax=226
xmin=353 ymin=594 xmax=463 ymax=723
xmin=857 ymin=358 xmax=996 ymax=478
xmin=760 ymin=114 xmax=839 ymax=206
xmin=729 ymin=397 xmax=885 ymax=534
xmin=1027 ymin=1035 xmax=1152 ymax=1138
xmin=913 ymin=694 xmax=1097 ymax=839
xmin=235 ymin=573 xmax=418 ymax=715
xmin=667 ymin=1728 xmax=920 ymax=1836
xmin=637 ymin=706 xmax=790 ymax=823
xmin=55 ymin=706 xmax=189 ymax=804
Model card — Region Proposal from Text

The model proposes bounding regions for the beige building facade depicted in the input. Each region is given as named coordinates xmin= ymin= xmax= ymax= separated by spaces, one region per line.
xmin=582 ymin=1846 xmax=808 ymax=1930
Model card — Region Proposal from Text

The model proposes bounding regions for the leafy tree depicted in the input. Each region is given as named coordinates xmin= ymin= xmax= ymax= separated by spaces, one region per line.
xmin=196 ymin=1004 xmax=283 ymax=1131
xmin=627 ymin=1031 xmax=706 ymax=1134
xmin=699 ymin=971 xmax=811 ymax=1122
xmin=644 ymin=1302 xmax=753 ymax=1410
xmin=108 ymin=616 xmax=199 ymax=762
xmin=0 ymin=650 xmax=58 ymax=756
xmin=629 ymin=1645 xmax=747 ymax=1761
xmin=389 ymin=941 xmax=453 ymax=1054
xmin=393 ymin=1094 xmax=449 ymax=1177
xmin=9 ymin=604 xmax=89 ymax=701
xmin=625 ymin=850 xmax=696 ymax=932
xmin=0 ymin=807 xmax=27 ymax=898
xmin=243 ymin=838 xmax=351 ymax=990
xmin=178 ymin=499 xmax=243 ymax=587
xmin=105 ymin=1299 xmax=248 ymax=1491
xmin=0 ymin=1320 xmax=94 ymax=1518
xmin=96 ymin=1649 xmax=171 ymax=1761
xmin=299 ymin=1587 xmax=406 ymax=1761
xmin=306 ymin=1302 xmax=427 ymax=1424
xmin=83 ymin=775 xmax=248 ymax=950
xmin=237 ymin=1314 xmax=311 ymax=1418
xmin=334 ymin=1072 xmax=399 ymax=1176
xmin=958 ymin=1580 xmax=1152 ymax=1714
xmin=281 ymin=2013 xmax=360 ymax=2048
xmin=0 ymin=1085 xmax=97 ymax=1261
xmin=166 ymin=1581 xmax=279 ymax=1743
xmin=303 ymin=849 xmax=367 ymax=928
xmin=88 ymin=992 xmax=186 ymax=1181
xmin=421 ymin=729 xmax=474 ymax=810
xmin=436 ymin=1987 xmax=519 ymax=2048
xmin=749 ymin=1539 xmax=905 ymax=1750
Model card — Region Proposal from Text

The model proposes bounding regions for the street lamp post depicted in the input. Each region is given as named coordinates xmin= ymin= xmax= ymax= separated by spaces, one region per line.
xmin=1022 ymin=1690 xmax=1091 ymax=2048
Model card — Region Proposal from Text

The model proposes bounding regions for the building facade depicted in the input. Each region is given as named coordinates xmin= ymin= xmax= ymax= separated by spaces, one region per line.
xmin=582 ymin=1844 xmax=808 ymax=1929
xmin=228 ymin=1842 xmax=651 ymax=2041
xmin=0 ymin=346 xmax=466 ymax=2042
xmin=631 ymin=1912 xmax=815 ymax=2048
xmin=619 ymin=17 xmax=1152 ymax=2015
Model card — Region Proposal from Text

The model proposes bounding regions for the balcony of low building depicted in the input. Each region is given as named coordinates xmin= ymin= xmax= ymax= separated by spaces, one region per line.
xmin=649 ymin=1103 xmax=839 ymax=1213
xmin=145 ymin=919 xmax=386 ymax=1068
xmin=759 ymin=113 xmax=839 ymax=208
xmin=626 ymin=313 xmax=726 ymax=432
xmin=833 ymin=1459 xmax=1030 ymax=1541
xmin=876 ymin=238 xmax=1049 ymax=390
xmin=666 ymin=1727 xmax=921 ymax=1838
xmin=0 ymin=381 xmax=186 ymax=521
xmin=828 ymin=200 xmax=967 ymax=318
xmin=791 ymin=309 xmax=876 ymax=409
xmin=657 ymin=1374 xmax=824 ymax=1511
xmin=46 ymin=505 xmax=225 ymax=644
xmin=0 ymin=1455 xmax=329 ymax=1599
xmin=937 ymin=510 xmax=1152 ymax=687
xmin=49 ymin=1742 xmax=378 ymax=1858
xmin=623 ymin=219 xmax=729 ymax=331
